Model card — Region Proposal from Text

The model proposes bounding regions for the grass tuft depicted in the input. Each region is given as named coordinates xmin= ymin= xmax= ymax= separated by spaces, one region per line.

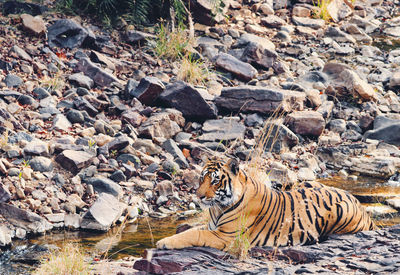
xmin=177 ymin=54 xmax=210 ymax=85
xmin=313 ymin=0 xmax=332 ymax=22
xmin=33 ymin=243 xmax=91 ymax=275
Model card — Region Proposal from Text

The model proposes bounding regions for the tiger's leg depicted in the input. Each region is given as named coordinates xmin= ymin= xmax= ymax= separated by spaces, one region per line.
xmin=156 ymin=228 xmax=230 ymax=250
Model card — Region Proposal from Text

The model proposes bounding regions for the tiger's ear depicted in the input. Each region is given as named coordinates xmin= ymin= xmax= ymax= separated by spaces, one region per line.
xmin=227 ymin=158 xmax=239 ymax=175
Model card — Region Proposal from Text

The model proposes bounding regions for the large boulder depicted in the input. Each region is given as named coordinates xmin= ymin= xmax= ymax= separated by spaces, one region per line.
xmin=197 ymin=117 xmax=246 ymax=142
xmin=364 ymin=118 xmax=400 ymax=146
xmin=0 ymin=203 xmax=52 ymax=233
xmin=158 ymin=81 xmax=217 ymax=121
xmin=80 ymin=193 xmax=126 ymax=231
xmin=48 ymin=19 xmax=94 ymax=49
xmin=215 ymin=86 xmax=305 ymax=114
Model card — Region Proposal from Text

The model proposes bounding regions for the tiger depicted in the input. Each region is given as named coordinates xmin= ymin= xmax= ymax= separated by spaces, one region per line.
xmin=156 ymin=157 xmax=375 ymax=251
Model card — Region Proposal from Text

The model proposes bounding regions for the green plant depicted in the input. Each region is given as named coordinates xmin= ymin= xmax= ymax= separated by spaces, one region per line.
xmin=110 ymin=150 xmax=118 ymax=158
xmin=313 ymin=0 xmax=331 ymax=22
xmin=228 ymin=209 xmax=251 ymax=260
xmin=88 ymin=139 xmax=96 ymax=149
xmin=177 ymin=54 xmax=211 ymax=85
xmin=22 ymin=159 xmax=30 ymax=168
xmin=153 ymin=23 xmax=192 ymax=61
xmin=33 ymin=243 xmax=91 ymax=275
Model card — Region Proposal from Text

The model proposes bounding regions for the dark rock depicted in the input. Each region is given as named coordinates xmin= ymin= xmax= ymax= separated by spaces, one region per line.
xmin=215 ymin=53 xmax=257 ymax=81
xmin=18 ymin=95 xmax=37 ymax=106
xmin=263 ymin=122 xmax=299 ymax=153
xmin=81 ymin=193 xmax=125 ymax=231
xmin=240 ymin=42 xmax=278 ymax=70
xmin=162 ymin=139 xmax=189 ymax=168
xmin=245 ymin=113 xmax=264 ymax=127
xmin=124 ymin=30 xmax=156 ymax=43
xmin=73 ymin=97 xmax=99 ymax=117
xmin=75 ymin=58 xmax=120 ymax=87
xmin=56 ymin=150 xmax=95 ymax=174
xmin=0 ymin=203 xmax=52 ymax=233
xmin=216 ymin=86 xmax=305 ymax=114
xmin=188 ymin=0 xmax=228 ymax=26
xmin=0 ymin=185 xmax=11 ymax=203
xmin=122 ymin=163 xmax=136 ymax=179
xmin=110 ymin=170 xmax=126 ymax=183
xmin=3 ymin=1 xmax=47 ymax=16
xmin=117 ymin=154 xmax=140 ymax=167
xmin=138 ymin=110 xmax=184 ymax=139
xmin=0 ymin=59 xmax=12 ymax=71
xmin=4 ymin=74 xmax=23 ymax=88
xmin=158 ymin=81 xmax=217 ymax=121
xmin=131 ymin=76 xmax=165 ymax=105
xmin=85 ymin=177 xmax=122 ymax=198
xmin=69 ymin=73 xmax=94 ymax=89
xmin=32 ymin=87 xmax=50 ymax=99
xmin=364 ymin=122 xmax=400 ymax=146
xmin=122 ymin=110 xmax=144 ymax=127
xmin=66 ymin=109 xmax=85 ymax=124
xmin=105 ymin=135 xmax=130 ymax=152
xmin=47 ymin=19 xmax=93 ymax=49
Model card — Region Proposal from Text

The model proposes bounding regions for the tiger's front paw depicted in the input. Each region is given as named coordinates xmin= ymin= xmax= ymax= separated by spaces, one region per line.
xmin=156 ymin=236 xmax=186 ymax=250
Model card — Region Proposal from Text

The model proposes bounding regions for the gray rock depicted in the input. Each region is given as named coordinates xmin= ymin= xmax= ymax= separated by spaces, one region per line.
xmin=216 ymin=86 xmax=305 ymax=114
xmin=30 ymin=156 xmax=53 ymax=172
xmin=52 ymin=114 xmax=72 ymax=131
xmin=85 ymin=177 xmax=122 ymax=198
xmin=162 ymin=139 xmax=189 ymax=168
xmin=138 ymin=110 xmax=184 ymax=139
xmin=94 ymin=120 xmax=115 ymax=136
xmin=0 ymin=185 xmax=11 ymax=203
xmin=285 ymin=111 xmax=325 ymax=137
xmin=245 ymin=113 xmax=264 ymax=127
xmin=117 ymin=154 xmax=140 ymax=166
xmin=81 ymin=193 xmax=125 ymax=231
xmin=215 ymin=53 xmax=258 ymax=81
xmin=4 ymin=74 xmax=23 ymax=88
xmin=66 ymin=109 xmax=85 ymax=124
xmin=240 ymin=42 xmax=278 ymax=70
xmin=23 ymin=140 xmax=49 ymax=156
xmin=75 ymin=58 xmax=120 ymax=87
xmin=131 ymin=76 xmax=165 ymax=105
xmin=328 ymin=119 xmax=346 ymax=133
xmin=32 ymin=87 xmax=50 ymax=99
xmin=56 ymin=150 xmax=95 ymax=174
xmin=10 ymin=45 xmax=32 ymax=61
xmin=47 ymin=19 xmax=92 ymax=49
xmin=198 ymin=117 xmax=246 ymax=142
xmin=0 ymin=203 xmax=52 ymax=233
xmin=124 ymin=30 xmax=156 ymax=43
xmin=158 ymin=81 xmax=217 ymax=121
xmin=73 ymin=97 xmax=99 ymax=117
xmin=389 ymin=71 xmax=400 ymax=89
xmin=364 ymin=123 xmax=400 ymax=146
xmin=292 ymin=16 xmax=325 ymax=29
xmin=69 ymin=73 xmax=94 ymax=89
xmin=64 ymin=214 xmax=81 ymax=229
xmin=110 ymin=170 xmax=126 ymax=183
xmin=105 ymin=135 xmax=130 ymax=152
xmin=235 ymin=33 xmax=276 ymax=51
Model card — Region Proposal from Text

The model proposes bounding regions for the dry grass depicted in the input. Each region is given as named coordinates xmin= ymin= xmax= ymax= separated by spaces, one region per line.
xmin=177 ymin=54 xmax=210 ymax=85
xmin=40 ymin=70 xmax=65 ymax=92
xmin=153 ymin=23 xmax=193 ymax=61
xmin=313 ymin=0 xmax=332 ymax=22
xmin=228 ymin=210 xmax=251 ymax=260
xmin=33 ymin=243 xmax=91 ymax=275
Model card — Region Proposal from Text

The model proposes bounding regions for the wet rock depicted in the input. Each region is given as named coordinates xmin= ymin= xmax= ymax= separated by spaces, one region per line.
xmin=4 ymin=74 xmax=23 ymax=88
xmin=216 ymin=86 xmax=305 ymax=114
xmin=48 ymin=19 xmax=93 ymax=49
xmin=85 ymin=177 xmax=123 ymax=198
xmin=56 ymin=150 xmax=95 ymax=174
xmin=131 ymin=76 xmax=165 ymax=106
xmin=0 ymin=203 xmax=52 ymax=233
xmin=138 ymin=110 xmax=184 ymax=139
xmin=20 ymin=14 xmax=46 ymax=36
xmin=81 ymin=193 xmax=125 ymax=231
xmin=162 ymin=139 xmax=189 ymax=168
xmin=69 ymin=73 xmax=94 ymax=89
xmin=3 ymin=1 xmax=46 ymax=16
xmin=197 ymin=117 xmax=245 ymax=142
xmin=158 ymin=81 xmax=217 ymax=121
xmin=75 ymin=58 xmax=120 ymax=87
xmin=215 ymin=53 xmax=258 ymax=81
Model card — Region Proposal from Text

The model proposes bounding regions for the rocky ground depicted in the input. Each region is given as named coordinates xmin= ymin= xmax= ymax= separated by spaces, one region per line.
xmin=1 ymin=0 xmax=400 ymax=273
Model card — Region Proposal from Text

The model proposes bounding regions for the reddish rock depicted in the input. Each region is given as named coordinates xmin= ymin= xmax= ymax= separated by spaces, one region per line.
xmin=285 ymin=111 xmax=325 ymax=137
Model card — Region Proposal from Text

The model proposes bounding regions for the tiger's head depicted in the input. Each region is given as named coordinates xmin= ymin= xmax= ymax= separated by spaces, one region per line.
xmin=196 ymin=157 xmax=243 ymax=208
